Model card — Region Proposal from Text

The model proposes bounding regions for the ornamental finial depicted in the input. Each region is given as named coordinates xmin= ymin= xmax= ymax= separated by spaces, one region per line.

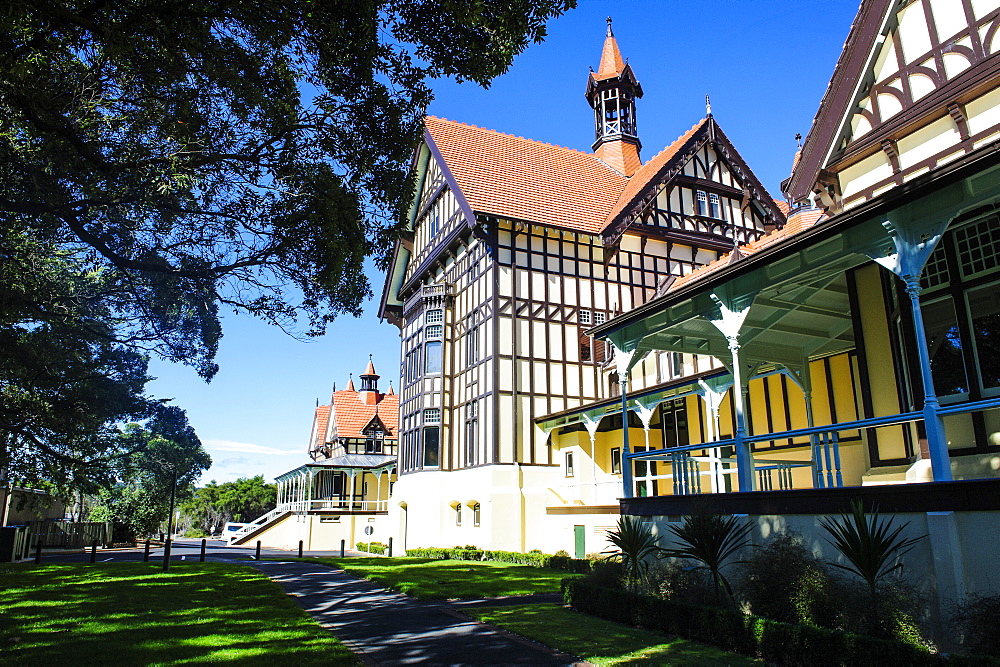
xmin=606 ymin=16 xmax=613 ymax=36
xmin=706 ymin=94 xmax=712 ymax=116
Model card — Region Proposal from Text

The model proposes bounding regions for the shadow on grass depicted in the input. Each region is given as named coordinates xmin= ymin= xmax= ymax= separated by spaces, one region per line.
xmin=0 ymin=562 xmax=358 ymax=666
xmin=467 ymin=603 xmax=758 ymax=666
xmin=306 ymin=557 xmax=583 ymax=600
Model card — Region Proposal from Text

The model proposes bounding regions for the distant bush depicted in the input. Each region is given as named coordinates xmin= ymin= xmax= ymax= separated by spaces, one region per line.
xmin=183 ymin=528 xmax=209 ymax=538
xmin=403 ymin=547 xmax=592 ymax=572
xmin=357 ymin=541 xmax=387 ymax=555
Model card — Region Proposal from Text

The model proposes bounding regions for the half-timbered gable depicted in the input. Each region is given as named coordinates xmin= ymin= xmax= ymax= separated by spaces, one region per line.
xmin=787 ymin=0 xmax=1000 ymax=212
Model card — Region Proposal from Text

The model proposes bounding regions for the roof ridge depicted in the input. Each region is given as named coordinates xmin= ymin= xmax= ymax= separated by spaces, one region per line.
xmin=425 ymin=115 xmax=601 ymax=159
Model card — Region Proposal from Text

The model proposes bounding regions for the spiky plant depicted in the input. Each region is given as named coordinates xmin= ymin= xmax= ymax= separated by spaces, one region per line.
xmin=660 ymin=511 xmax=753 ymax=605
xmin=603 ymin=515 xmax=662 ymax=592
xmin=819 ymin=499 xmax=926 ymax=598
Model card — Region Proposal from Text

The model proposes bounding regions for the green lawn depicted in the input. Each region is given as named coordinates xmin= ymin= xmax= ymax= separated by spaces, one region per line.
xmin=0 ymin=562 xmax=358 ymax=665
xmin=308 ymin=557 xmax=582 ymax=600
xmin=467 ymin=603 xmax=758 ymax=666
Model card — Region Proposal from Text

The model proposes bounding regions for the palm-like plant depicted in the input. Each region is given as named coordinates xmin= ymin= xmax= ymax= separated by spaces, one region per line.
xmin=660 ymin=511 xmax=753 ymax=604
xmin=819 ymin=499 xmax=926 ymax=598
xmin=603 ymin=515 xmax=662 ymax=592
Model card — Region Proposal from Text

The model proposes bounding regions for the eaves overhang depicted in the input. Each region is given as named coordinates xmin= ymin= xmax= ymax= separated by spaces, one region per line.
xmin=590 ymin=138 xmax=1000 ymax=344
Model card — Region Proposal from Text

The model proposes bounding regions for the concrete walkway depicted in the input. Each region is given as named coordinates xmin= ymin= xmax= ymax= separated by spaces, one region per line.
xmin=253 ymin=560 xmax=581 ymax=666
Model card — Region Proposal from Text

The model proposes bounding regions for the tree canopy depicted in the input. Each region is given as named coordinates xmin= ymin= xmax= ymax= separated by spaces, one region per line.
xmin=89 ymin=406 xmax=211 ymax=540
xmin=0 ymin=1 xmax=574 ymax=484
xmin=180 ymin=475 xmax=276 ymax=535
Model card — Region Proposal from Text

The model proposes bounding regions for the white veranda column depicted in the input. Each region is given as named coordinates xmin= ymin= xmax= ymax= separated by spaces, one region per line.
xmin=707 ymin=294 xmax=756 ymax=492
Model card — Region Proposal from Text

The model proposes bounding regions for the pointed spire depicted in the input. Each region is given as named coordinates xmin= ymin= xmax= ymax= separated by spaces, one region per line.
xmin=596 ymin=17 xmax=625 ymax=79
xmin=346 ymin=373 xmax=355 ymax=392
xmin=387 ymin=381 xmax=395 ymax=396
xmin=362 ymin=353 xmax=377 ymax=378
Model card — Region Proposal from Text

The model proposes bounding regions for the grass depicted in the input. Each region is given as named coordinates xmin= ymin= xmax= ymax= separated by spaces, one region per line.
xmin=0 ymin=562 xmax=359 ymax=665
xmin=466 ymin=603 xmax=759 ymax=665
xmin=306 ymin=557 xmax=583 ymax=600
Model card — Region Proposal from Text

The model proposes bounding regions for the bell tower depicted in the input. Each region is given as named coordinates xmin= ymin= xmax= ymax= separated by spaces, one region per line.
xmin=586 ymin=17 xmax=643 ymax=176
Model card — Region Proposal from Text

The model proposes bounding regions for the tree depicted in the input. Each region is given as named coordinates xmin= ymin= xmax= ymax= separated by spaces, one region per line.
xmin=0 ymin=227 xmax=156 ymax=490
xmin=1 ymin=0 xmax=575 ymax=376
xmin=181 ymin=475 xmax=277 ymax=535
xmin=90 ymin=407 xmax=211 ymax=541
xmin=1 ymin=0 xmax=574 ymax=484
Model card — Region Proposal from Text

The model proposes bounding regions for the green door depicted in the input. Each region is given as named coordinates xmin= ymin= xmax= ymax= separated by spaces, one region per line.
xmin=574 ymin=525 xmax=585 ymax=560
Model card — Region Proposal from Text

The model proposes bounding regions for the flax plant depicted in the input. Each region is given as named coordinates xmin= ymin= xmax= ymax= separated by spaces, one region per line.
xmin=660 ymin=512 xmax=753 ymax=605
xmin=603 ymin=515 xmax=662 ymax=592
xmin=819 ymin=499 xmax=926 ymax=598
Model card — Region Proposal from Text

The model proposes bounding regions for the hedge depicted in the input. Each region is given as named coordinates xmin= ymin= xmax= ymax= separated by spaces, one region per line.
xmin=404 ymin=547 xmax=592 ymax=573
xmin=561 ymin=579 xmax=955 ymax=666
xmin=356 ymin=541 xmax=388 ymax=555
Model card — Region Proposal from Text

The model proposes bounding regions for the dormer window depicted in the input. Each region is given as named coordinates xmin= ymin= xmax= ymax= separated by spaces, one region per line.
xmin=365 ymin=425 xmax=385 ymax=454
xmin=696 ymin=190 xmax=725 ymax=220
xmin=696 ymin=190 xmax=708 ymax=216
xmin=710 ymin=193 xmax=724 ymax=219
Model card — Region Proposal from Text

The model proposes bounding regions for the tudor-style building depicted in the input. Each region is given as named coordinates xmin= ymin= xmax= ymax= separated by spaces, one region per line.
xmin=230 ymin=360 xmax=399 ymax=550
xmin=379 ymin=20 xmax=786 ymax=553
xmin=586 ymin=0 xmax=1000 ymax=627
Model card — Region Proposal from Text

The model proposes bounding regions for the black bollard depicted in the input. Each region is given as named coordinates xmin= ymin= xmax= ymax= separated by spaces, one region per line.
xmin=340 ymin=539 xmax=345 ymax=558
xmin=298 ymin=540 xmax=303 ymax=559
xmin=255 ymin=540 xmax=261 ymax=561
xmin=200 ymin=538 xmax=206 ymax=562
xmin=388 ymin=537 xmax=393 ymax=558
xmin=34 ymin=538 xmax=42 ymax=564
xmin=162 ymin=538 xmax=172 ymax=572
xmin=89 ymin=540 xmax=97 ymax=563
xmin=143 ymin=539 xmax=151 ymax=562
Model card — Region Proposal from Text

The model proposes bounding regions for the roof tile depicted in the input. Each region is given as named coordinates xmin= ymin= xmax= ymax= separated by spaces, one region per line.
xmin=425 ymin=116 xmax=627 ymax=234
xmin=330 ymin=390 xmax=399 ymax=440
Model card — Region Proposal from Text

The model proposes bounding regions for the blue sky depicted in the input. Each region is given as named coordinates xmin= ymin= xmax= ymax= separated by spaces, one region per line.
xmin=147 ymin=0 xmax=862 ymax=485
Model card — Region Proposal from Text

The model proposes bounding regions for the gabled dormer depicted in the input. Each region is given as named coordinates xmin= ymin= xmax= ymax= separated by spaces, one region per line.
xmin=603 ymin=115 xmax=786 ymax=252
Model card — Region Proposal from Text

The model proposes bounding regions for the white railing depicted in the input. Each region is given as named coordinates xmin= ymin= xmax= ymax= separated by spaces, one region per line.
xmin=228 ymin=499 xmax=390 ymax=544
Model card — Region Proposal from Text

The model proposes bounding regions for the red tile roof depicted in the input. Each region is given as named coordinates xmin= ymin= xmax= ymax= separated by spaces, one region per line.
xmin=607 ymin=119 xmax=705 ymax=222
xmin=668 ymin=208 xmax=826 ymax=293
xmin=425 ymin=116 xmax=627 ymax=234
xmin=311 ymin=405 xmax=331 ymax=450
xmin=330 ymin=388 xmax=399 ymax=440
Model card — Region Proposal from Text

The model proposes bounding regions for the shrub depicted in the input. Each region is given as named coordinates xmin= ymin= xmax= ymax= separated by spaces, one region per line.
xmin=182 ymin=528 xmax=209 ymax=538
xmin=738 ymin=531 xmax=841 ymax=628
xmin=357 ymin=541 xmax=387 ymax=555
xmin=562 ymin=579 xmax=944 ymax=666
xmin=951 ymin=593 xmax=1000 ymax=658
xmin=648 ymin=559 xmax=715 ymax=606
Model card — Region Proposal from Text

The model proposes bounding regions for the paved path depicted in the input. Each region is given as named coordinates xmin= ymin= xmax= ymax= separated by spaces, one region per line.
xmin=253 ymin=560 xmax=580 ymax=666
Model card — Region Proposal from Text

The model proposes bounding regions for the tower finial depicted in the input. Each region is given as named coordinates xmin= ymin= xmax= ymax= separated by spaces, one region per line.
xmin=795 ymin=132 xmax=803 ymax=148
xmin=606 ymin=16 xmax=613 ymax=36
xmin=705 ymin=94 xmax=712 ymax=116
